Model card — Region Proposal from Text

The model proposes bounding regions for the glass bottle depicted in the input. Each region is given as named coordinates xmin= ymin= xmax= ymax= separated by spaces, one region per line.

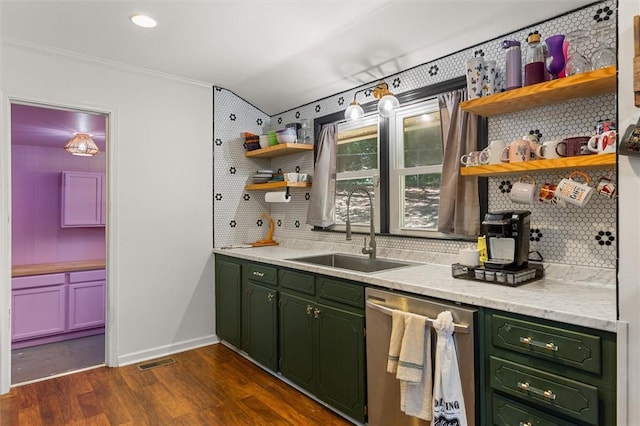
xmin=565 ymin=29 xmax=592 ymax=76
xmin=524 ymin=33 xmax=545 ymax=86
xmin=591 ymin=21 xmax=616 ymax=70
xmin=502 ymin=40 xmax=522 ymax=90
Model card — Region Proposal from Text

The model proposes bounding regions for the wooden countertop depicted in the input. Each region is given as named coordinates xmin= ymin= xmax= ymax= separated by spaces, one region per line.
xmin=12 ymin=259 xmax=106 ymax=277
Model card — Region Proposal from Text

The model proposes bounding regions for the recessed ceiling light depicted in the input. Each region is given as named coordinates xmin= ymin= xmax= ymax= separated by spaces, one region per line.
xmin=130 ymin=14 xmax=157 ymax=29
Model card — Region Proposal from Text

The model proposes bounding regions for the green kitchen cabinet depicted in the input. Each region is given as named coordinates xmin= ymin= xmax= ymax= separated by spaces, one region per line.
xmin=214 ymin=256 xmax=243 ymax=349
xmin=279 ymin=269 xmax=366 ymax=423
xmin=480 ymin=308 xmax=616 ymax=426
xmin=242 ymin=262 xmax=279 ymax=371
xmin=243 ymin=280 xmax=279 ymax=371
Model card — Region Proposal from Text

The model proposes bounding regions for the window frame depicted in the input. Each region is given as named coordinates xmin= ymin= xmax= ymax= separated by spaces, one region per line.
xmin=313 ymin=76 xmax=487 ymax=241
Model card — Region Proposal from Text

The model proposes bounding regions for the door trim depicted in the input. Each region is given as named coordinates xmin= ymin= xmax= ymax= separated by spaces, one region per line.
xmin=0 ymin=93 xmax=118 ymax=394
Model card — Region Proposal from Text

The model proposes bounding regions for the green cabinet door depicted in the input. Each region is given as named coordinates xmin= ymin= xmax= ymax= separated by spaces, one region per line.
xmin=214 ymin=256 xmax=242 ymax=348
xmin=279 ymin=292 xmax=315 ymax=392
xmin=244 ymin=281 xmax=279 ymax=371
xmin=315 ymin=302 xmax=366 ymax=423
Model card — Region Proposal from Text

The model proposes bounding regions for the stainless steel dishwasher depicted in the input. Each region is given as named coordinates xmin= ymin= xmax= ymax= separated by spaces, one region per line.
xmin=365 ymin=287 xmax=478 ymax=426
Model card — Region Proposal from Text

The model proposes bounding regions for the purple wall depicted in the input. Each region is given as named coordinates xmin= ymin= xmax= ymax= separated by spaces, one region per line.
xmin=12 ymin=145 xmax=106 ymax=265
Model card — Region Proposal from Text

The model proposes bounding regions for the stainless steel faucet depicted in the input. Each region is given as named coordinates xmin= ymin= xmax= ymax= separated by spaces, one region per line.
xmin=345 ymin=186 xmax=376 ymax=259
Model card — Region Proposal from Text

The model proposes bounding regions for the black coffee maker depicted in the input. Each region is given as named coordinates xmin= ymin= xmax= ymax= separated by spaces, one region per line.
xmin=482 ymin=210 xmax=531 ymax=270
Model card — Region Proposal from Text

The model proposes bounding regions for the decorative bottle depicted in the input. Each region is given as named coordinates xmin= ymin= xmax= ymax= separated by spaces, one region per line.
xmin=524 ymin=32 xmax=545 ymax=86
xmin=502 ymin=40 xmax=522 ymax=90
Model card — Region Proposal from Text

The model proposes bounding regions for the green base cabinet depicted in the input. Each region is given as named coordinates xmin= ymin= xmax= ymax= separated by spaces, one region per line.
xmin=279 ymin=291 xmax=315 ymax=391
xmin=480 ymin=308 xmax=616 ymax=426
xmin=214 ymin=256 xmax=242 ymax=349
xmin=244 ymin=280 xmax=278 ymax=371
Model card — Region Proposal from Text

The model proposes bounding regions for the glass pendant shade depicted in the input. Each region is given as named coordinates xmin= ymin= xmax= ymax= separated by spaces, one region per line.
xmin=64 ymin=133 xmax=100 ymax=157
xmin=345 ymin=102 xmax=365 ymax=121
xmin=377 ymin=94 xmax=400 ymax=117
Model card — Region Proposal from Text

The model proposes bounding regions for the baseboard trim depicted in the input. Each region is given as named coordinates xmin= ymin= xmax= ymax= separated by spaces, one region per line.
xmin=117 ymin=334 xmax=219 ymax=367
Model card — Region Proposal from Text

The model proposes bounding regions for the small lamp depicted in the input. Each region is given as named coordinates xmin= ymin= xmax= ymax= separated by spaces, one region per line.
xmin=64 ymin=133 xmax=100 ymax=157
xmin=344 ymin=81 xmax=400 ymax=120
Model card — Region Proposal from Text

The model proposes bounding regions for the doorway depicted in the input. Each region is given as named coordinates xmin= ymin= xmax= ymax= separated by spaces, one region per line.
xmin=9 ymin=102 xmax=108 ymax=384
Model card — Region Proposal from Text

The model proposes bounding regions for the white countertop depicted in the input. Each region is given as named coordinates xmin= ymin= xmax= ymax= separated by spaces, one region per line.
xmin=213 ymin=242 xmax=617 ymax=333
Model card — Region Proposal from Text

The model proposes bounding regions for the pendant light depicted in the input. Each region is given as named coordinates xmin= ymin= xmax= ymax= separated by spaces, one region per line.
xmin=64 ymin=133 xmax=100 ymax=157
xmin=344 ymin=81 xmax=400 ymax=121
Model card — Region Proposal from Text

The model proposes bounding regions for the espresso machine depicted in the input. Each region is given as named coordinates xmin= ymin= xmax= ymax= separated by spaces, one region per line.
xmin=482 ymin=210 xmax=531 ymax=270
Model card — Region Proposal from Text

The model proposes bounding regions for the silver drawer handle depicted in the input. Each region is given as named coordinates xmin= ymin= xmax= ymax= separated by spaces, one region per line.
xmin=306 ymin=305 xmax=313 ymax=315
xmin=519 ymin=336 xmax=558 ymax=352
xmin=267 ymin=293 xmax=275 ymax=302
xmin=252 ymin=271 xmax=265 ymax=277
xmin=519 ymin=422 xmax=532 ymax=426
xmin=517 ymin=382 xmax=557 ymax=400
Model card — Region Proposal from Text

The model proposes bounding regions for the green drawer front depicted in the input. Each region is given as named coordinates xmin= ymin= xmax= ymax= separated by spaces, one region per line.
xmin=246 ymin=263 xmax=278 ymax=286
xmin=492 ymin=314 xmax=601 ymax=375
xmin=493 ymin=394 xmax=579 ymax=426
xmin=490 ymin=356 xmax=599 ymax=425
xmin=317 ymin=277 xmax=364 ymax=309
xmin=279 ymin=269 xmax=315 ymax=296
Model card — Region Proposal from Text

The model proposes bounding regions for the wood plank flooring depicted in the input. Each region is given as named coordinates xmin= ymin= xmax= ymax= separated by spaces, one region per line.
xmin=0 ymin=343 xmax=354 ymax=425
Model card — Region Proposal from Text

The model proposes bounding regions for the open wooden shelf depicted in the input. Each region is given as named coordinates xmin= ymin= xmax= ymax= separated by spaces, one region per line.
xmin=245 ymin=143 xmax=313 ymax=158
xmin=460 ymin=153 xmax=616 ymax=177
xmin=460 ymin=66 xmax=616 ymax=117
xmin=244 ymin=181 xmax=311 ymax=191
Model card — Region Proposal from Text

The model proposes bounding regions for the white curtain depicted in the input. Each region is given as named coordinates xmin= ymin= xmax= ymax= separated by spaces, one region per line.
xmin=306 ymin=123 xmax=337 ymax=228
xmin=437 ymin=89 xmax=480 ymax=236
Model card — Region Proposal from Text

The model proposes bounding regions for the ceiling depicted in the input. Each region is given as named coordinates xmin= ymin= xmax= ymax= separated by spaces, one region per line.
xmin=1 ymin=0 xmax=596 ymax=117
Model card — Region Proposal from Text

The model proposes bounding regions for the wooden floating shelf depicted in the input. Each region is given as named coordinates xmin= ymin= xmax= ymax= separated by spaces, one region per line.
xmin=460 ymin=66 xmax=616 ymax=117
xmin=244 ymin=181 xmax=311 ymax=191
xmin=460 ymin=153 xmax=616 ymax=177
xmin=245 ymin=143 xmax=313 ymax=158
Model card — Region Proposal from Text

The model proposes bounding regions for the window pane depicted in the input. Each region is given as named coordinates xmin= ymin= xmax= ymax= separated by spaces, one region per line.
xmin=402 ymin=174 xmax=440 ymax=229
xmin=336 ymin=137 xmax=378 ymax=173
xmin=335 ymin=178 xmax=375 ymax=225
xmin=403 ymin=111 xmax=442 ymax=168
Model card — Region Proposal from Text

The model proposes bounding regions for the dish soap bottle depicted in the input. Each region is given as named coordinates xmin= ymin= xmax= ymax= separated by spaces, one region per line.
xmin=524 ymin=32 xmax=545 ymax=86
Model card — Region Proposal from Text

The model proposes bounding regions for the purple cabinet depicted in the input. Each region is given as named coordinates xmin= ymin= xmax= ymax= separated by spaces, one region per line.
xmin=11 ymin=269 xmax=106 ymax=347
xmin=12 ymin=274 xmax=66 ymax=341
xmin=61 ymin=171 xmax=105 ymax=227
xmin=68 ymin=270 xmax=106 ymax=331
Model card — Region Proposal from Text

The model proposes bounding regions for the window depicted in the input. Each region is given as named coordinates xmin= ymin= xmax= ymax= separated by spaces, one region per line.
xmin=389 ymin=99 xmax=444 ymax=237
xmin=334 ymin=115 xmax=379 ymax=233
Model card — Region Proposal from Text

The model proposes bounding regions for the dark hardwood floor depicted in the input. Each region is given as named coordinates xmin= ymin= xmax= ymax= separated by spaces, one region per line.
xmin=0 ymin=343 xmax=354 ymax=425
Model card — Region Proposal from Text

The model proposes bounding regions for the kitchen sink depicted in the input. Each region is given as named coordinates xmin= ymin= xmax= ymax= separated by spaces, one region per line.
xmin=287 ymin=253 xmax=416 ymax=273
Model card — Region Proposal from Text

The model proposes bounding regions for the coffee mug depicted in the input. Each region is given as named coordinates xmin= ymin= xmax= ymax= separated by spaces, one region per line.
xmin=556 ymin=136 xmax=591 ymax=157
xmin=538 ymin=183 xmax=566 ymax=206
xmin=588 ymin=130 xmax=616 ymax=154
xmin=482 ymin=140 xmax=507 ymax=164
xmin=595 ymin=176 xmax=617 ymax=199
xmin=460 ymin=150 xmax=489 ymax=167
xmin=510 ymin=175 xmax=537 ymax=204
xmin=554 ymin=171 xmax=594 ymax=207
xmin=501 ymin=139 xmax=532 ymax=163
xmin=535 ymin=139 xmax=563 ymax=159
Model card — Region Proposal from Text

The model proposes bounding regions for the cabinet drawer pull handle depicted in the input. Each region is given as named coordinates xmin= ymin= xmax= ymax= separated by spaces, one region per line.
xmin=252 ymin=271 xmax=265 ymax=277
xmin=519 ymin=422 xmax=532 ymax=426
xmin=314 ymin=308 xmax=321 ymax=318
xmin=517 ymin=382 xmax=556 ymax=400
xmin=519 ymin=336 xmax=558 ymax=352
xmin=306 ymin=305 xmax=313 ymax=315
xmin=267 ymin=293 xmax=275 ymax=301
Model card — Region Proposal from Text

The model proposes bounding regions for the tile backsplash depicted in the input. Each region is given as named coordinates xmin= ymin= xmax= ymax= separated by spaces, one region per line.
xmin=213 ymin=0 xmax=617 ymax=269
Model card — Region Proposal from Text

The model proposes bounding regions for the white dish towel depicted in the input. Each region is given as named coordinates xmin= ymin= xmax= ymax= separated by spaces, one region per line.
xmin=432 ymin=310 xmax=467 ymax=426
xmin=387 ymin=310 xmax=432 ymax=421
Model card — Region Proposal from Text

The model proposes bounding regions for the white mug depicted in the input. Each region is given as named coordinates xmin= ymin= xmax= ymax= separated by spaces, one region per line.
xmin=460 ymin=150 xmax=489 ymax=167
xmin=588 ymin=130 xmax=616 ymax=154
xmin=554 ymin=171 xmax=594 ymax=207
xmin=509 ymin=175 xmax=537 ymax=204
xmin=483 ymin=140 xmax=507 ymax=164
xmin=535 ymin=139 xmax=563 ymax=159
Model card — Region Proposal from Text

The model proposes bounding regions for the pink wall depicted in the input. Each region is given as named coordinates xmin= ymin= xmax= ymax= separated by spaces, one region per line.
xmin=12 ymin=145 xmax=106 ymax=265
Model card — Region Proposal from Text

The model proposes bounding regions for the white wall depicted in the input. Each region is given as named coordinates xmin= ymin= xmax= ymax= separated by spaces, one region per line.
xmin=617 ymin=1 xmax=640 ymax=419
xmin=0 ymin=41 xmax=214 ymax=393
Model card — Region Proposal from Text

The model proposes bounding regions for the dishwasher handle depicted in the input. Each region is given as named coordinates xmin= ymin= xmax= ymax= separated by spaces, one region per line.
xmin=366 ymin=299 xmax=470 ymax=334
